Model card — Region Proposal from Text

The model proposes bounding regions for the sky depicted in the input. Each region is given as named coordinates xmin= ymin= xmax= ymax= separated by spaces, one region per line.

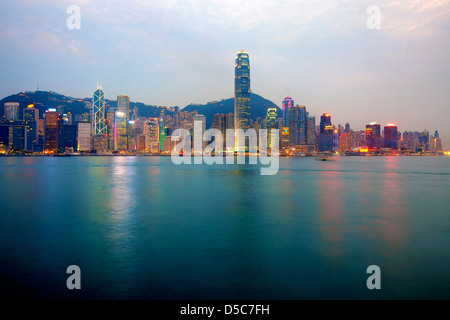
xmin=0 ymin=0 xmax=449 ymax=148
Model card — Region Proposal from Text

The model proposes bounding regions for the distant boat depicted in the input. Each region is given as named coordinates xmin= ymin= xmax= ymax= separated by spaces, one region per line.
xmin=315 ymin=156 xmax=333 ymax=161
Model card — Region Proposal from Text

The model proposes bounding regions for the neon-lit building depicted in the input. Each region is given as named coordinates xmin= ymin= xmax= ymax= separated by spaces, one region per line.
xmin=282 ymin=96 xmax=294 ymax=126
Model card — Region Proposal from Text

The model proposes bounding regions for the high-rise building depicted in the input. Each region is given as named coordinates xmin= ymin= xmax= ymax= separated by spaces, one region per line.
xmin=92 ymin=135 xmax=108 ymax=153
xmin=77 ymin=122 xmax=91 ymax=152
xmin=159 ymin=118 xmax=166 ymax=152
xmin=266 ymin=108 xmax=278 ymax=148
xmin=44 ymin=110 xmax=59 ymax=153
xmin=194 ymin=114 xmax=206 ymax=150
xmin=23 ymin=104 xmax=39 ymax=152
xmin=234 ymin=50 xmax=250 ymax=151
xmin=320 ymin=113 xmax=332 ymax=134
xmin=366 ymin=122 xmax=381 ymax=149
xmin=212 ymin=113 xmax=234 ymax=149
xmin=384 ymin=124 xmax=398 ymax=149
xmin=59 ymin=124 xmax=77 ymax=153
xmin=433 ymin=130 xmax=443 ymax=152
xmin=116 ymin=95 xmax=130 ymax=151
xmin=4 ymin=102 xmax=20 ymax=121
xmin=306 ymin=116 xmax=316 ymax=146
xmin=319 ymin=113 xmax=333 ymax=152
xmin=144 ymin=118 xmax=160 ymax=153
xmin=289 ymin=106 xmax=307 ymax=146
xmin=93 ymin=82 xmax=107 ymax=135
xmin=282 ymin=96 xmax=294 ymax=126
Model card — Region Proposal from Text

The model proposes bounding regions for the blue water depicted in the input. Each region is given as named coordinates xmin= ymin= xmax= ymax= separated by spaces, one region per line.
xmin=0 ymin=156 xmax=449 ymax=299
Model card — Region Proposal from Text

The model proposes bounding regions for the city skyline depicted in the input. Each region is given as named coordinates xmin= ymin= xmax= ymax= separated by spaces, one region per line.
xmin=0 ymin=0 xmax=449 ymax=147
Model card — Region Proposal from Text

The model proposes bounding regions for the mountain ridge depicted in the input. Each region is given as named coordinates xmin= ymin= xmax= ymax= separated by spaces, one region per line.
xmin=0 ymin=91 xmax=281 ymax=128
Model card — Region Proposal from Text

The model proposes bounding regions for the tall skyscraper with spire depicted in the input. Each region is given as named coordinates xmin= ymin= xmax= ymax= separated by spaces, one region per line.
xmin=93 ymin=81 xmax=106 ymax=135
xmin=234 ymin=50 xmax=250 ymax=151
xmin=234 ymin=50 xmax=251 ymax=131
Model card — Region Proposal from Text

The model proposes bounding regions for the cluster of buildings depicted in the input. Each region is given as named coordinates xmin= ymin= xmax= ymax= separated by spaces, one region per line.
xmin=0 ymin=50 xmax=444 ymax=155
xmin=0 ymin=87 xmax=201 ymax=155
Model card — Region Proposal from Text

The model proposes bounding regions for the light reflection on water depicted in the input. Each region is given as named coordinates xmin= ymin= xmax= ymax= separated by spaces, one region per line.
xmin=0 ymin=155 xmax=449 ymax=299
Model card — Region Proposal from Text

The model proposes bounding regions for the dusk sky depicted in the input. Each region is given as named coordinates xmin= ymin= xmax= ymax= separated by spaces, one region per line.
xmin=0 ymin=0 xmax=449 ymax=148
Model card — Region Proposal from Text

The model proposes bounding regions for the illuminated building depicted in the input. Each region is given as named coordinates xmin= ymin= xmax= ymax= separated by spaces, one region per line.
xmin=116 ymin=95 xmax=130 ymax=151
xmin=306 ymin=116 xmax=316 ymax=146
xmin=127 ymin=120 xmax=136 ymax=151
xmin=384 ymin=124 xmax=398 ymax=149
xmin=282 ymin=95 xmax=294 ymax=126
xmin=194 ymin=114 xmax=207 ymax=149
xmin=92 ymin=135 xmax=108 ymax=153
xmin=106 ymin=111 xmax=115 ymax=150
xmin=144 ymin=118 xmax=160 ymax=153
xmin=234 ymin=50 xmax=250 ymax=151
xmin=434 ymin=131 xmax=443 ymax=152
xmin=212 ymin=113 xmax=234 ymax=149
xmin=44 ymin=110 xmax=59 ymax=153
xmin=159 ymin=118 xmax=166 ymax=152
xmin=23 ymin=104 xmax=39 ymax=152
xmin=77 ymin=122 xmax=91 ymax=152
xmin=366 ymin=122 xmax=381 ymax=149
xmin=289 ymin=106 xmax=307 ymax=146
xmin=281 ymin=126 xmax=289 ymax=148
xmin=333 ymin=129 xmax=339 ymax=151
xmin=266 ymin=108 xmax=278 ymax=148
xmin=4 ymin=102 xmax=20 ymax=121
xmin=319 ymin=113 xmax=333 ymax=152
xmin=93 ymin=82 xmax=107 ymax=135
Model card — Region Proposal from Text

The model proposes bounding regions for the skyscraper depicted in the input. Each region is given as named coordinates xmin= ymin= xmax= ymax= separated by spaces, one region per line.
xmin=266 ymin=108 xmax=278 ymax=148
xmin=4 ymin=102 xmax=20 ymax=121
xmin=306 ymin=115 xmax=316 ymax=146
xmin=289 ymin=105 xmax=307 ymax=146
xmin=319 ymin=113 xmax=333 ymax=152
xmin=93 ymin=82 xmax=107 ymax=135
xmin=282 ymin=96 xmax=294 ymax=126
xmin=116 ymin=95 xmax=130 ymax=151
xmin=366 ymin=122 xmax=381 ymax=149
xmin=384 ymin=124 xmax=398 ymax=149
xmin=144 ymin=118 xmax=160 ymax=153
xmin=23 ymin=104 xmax=39 ymax=152
xmin=77 ymin=122 xmax=91 ymax=152
xmin=234 ymin=50 xmax=251 ymax=140
xmin=44 ymin=110 xmax=59 ymax=153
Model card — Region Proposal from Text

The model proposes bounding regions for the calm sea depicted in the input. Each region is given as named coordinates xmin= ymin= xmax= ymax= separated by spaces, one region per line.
xmin=0 ymin=156 xmax=449 ymax=299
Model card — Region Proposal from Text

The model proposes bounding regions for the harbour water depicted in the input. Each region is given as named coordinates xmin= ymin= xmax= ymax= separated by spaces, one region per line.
xmin=0 ymin=156 xmax=449 ymax=299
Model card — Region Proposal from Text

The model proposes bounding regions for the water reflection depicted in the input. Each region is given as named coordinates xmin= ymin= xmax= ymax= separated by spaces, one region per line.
xmin=379 ymin=157 xmax=407 ymax=253
xmin=317 ymin=161 xmax=345 ymax=262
